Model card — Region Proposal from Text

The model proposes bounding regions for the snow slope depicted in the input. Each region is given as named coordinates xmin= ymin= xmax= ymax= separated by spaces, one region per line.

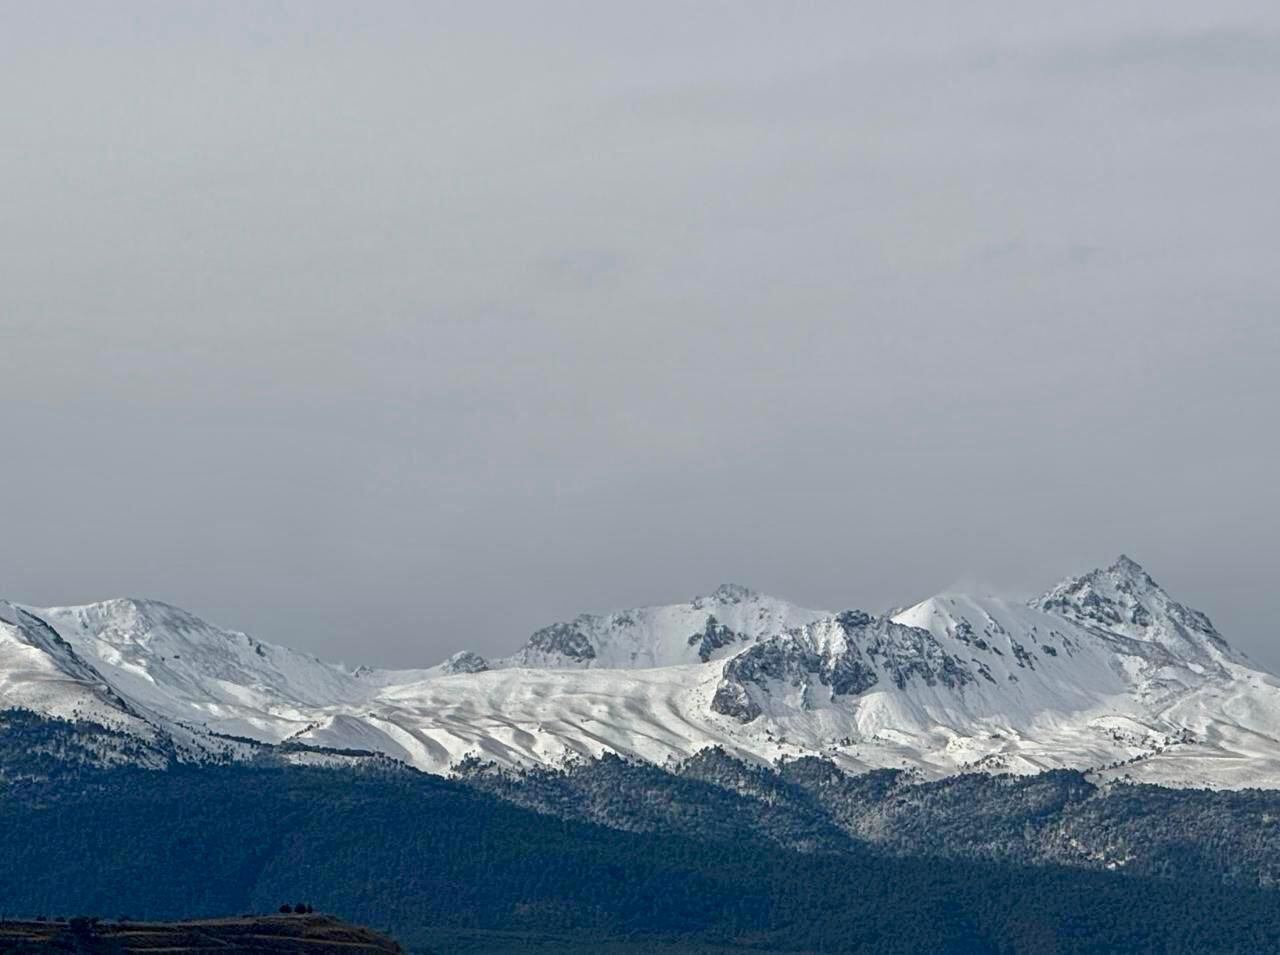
xmin=34 ymin=598 xmax=368 ymax=742
xmin=0 ymin=600 xmax=143 ymax=730
xmin=5 ymin=558 xmax=1280 ymax=788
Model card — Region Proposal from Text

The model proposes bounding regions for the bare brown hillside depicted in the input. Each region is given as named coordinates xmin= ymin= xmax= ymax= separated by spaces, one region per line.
xmin=0 ymin=914 xmax=403 ymax=954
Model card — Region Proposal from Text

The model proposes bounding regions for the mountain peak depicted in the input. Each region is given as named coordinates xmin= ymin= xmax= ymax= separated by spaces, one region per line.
xmin=1108 ymin=554 xmax=1149 ymax=578
xmin=707 ymin=583 xmax=756 ymax=604
xmin=501 ymin=584 xmax=824 ymax=670
xmin=1036 ymin=557 xmax=1231 ymax=664
xmin=41 ymin=597 xmax=224 ymax=643
xmin=1098 ymin=555 xmax=1163 ymax=594
xmin=1038 ymin=554 xmax=1160 ymax=606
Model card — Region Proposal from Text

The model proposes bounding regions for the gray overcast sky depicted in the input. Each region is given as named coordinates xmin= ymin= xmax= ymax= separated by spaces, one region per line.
xmin=3 ymin=2 xmax=1278 ymax=669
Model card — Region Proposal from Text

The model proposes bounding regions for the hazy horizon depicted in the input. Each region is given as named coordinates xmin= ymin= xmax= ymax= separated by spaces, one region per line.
xmin=3 ymin=2 xmax=1278 ymax=669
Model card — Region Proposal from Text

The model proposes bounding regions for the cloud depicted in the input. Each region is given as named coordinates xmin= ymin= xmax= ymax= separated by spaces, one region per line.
xmin=1 ymin=1 xmax=1277 ymax=671
xmin=1040 ymin=29 xmax=1280 ymax=75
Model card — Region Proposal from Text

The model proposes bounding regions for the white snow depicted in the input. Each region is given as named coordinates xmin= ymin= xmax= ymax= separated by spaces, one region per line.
xmin=496 ymin=584 xmax=828 ymax=669
xmin=5 ymin=558 xmax=1280 ymax=789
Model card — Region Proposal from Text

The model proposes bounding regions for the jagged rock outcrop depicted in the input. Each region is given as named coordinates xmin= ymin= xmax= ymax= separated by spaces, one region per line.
xmin=687 ymin=615 xmax=746 ymax=663
xmin=437 ymin=650 xmax=490 ymax=674
xmin=522 ymin=622 xmax=597 ymax=662
xmin=711 ymin=610 xmax=974 ymax=722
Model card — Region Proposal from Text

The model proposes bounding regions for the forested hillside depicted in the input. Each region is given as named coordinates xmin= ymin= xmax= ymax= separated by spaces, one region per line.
xmin=2 ymin=758 xmax=1279 ymax=952
xmin=464 ymin=748 xmax=1280 ymax=888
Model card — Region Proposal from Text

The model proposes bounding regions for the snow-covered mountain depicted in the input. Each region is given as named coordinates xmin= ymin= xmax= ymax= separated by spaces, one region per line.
xmin=0 ymin=600 xmax=143 ymax=730
xmin=5 ymin=557 xmax=1280 ymax=789
xmin=496 ymin=583 xmax=828 ymax=669
xmin=34 ymin=597 xmax=368 ymax=742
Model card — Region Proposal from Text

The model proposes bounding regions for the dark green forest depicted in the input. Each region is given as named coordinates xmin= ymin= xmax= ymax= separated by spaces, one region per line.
xmin=465 ymin=747 xmax=1280 ymax=889
xmin=2 ymin=712 xmax=1280 ymax=953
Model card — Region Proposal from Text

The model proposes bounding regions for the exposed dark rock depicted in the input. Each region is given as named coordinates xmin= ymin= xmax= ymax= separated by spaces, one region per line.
xmin=711 ymin=613 xmax=975 ymax=722
xmin=524 ymin=622 xmax=596 ymax=661
xmin=686 ymin=615 xmax=745 ymax=663
xmin=440 ymin=651 xmax=490 ymax=675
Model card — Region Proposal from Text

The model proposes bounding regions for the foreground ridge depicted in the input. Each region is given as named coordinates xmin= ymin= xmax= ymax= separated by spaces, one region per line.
xmin=0 ymin=914 xmax=403 ymax=954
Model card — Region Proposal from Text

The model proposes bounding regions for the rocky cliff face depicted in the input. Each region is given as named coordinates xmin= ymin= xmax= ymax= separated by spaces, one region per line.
xmin=711 ymin=611 xmax=974 ymax=722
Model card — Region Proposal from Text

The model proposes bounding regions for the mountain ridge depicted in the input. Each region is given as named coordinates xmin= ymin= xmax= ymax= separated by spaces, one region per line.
xmin=5 ymin=556 xmax=1279 ymax=789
